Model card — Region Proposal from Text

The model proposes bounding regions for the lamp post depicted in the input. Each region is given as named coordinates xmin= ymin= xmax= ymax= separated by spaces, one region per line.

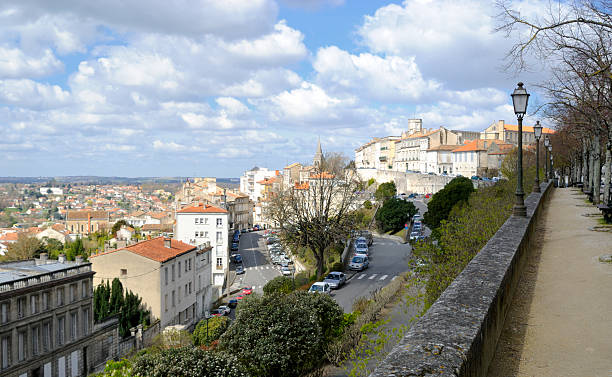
xmin=544 ymin=136 xmax=550 ymax=180
xmin=533 ymin=121 xmax=543 ymax=193
xmin=511 ymin=82 xmax=529 ymax=217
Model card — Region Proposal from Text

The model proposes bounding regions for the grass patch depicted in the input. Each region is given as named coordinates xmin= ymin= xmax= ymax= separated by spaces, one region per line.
xmin=388 ymin=228 xmax=406 ymax=238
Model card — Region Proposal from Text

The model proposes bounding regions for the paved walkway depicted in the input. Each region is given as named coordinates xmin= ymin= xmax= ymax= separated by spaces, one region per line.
xmin=489 ymin=187 xmax=612 ymax=377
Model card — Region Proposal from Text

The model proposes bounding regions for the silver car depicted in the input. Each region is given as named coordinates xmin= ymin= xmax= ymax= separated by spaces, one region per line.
xmin=323 ymin=272 xmax=346 ymax=289
xmin=349 ymin=255 xmax=369 ymax=271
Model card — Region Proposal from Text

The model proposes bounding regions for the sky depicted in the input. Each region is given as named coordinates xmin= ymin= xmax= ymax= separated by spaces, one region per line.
xmin=0 ymin=0 xmax=551 ymax=177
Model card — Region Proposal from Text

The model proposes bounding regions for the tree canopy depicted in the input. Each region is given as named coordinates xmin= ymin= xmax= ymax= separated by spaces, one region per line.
xmin=374 ymin=181 xmax=397 ymax=202
xmin=93 ymin=278 xmax=151 ymax=337
xmin=375 ymin=198 xmax=418 ymax=233
xmin=423 ymin=177 xmax=475 ymax=230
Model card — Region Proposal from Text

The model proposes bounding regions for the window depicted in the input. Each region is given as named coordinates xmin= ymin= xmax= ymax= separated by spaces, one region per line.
xmin=42 ymin=322 xmax=50 ymax=352
xmin=57 ymin=287 xmax=65 ymax=306
xmin=30 ymin=295 xmax=38 ymax=314
xmin=189 ymin=282 xmax=192 ymax=294
xmin=70 ymin=284 xmax=78 ymax=302
xmin=185 ymin=261 xmax=188 ymax=272
xmin=71 ymin=312 xmax=78 ymax=340
xmin=17 ymin=297 xmax=26 ymax=318
xmin=216 ymin=258 xmax=223 ymax=268
xmin=184 ymin=284 xmax=188 ymax=297
xmin=195 ymin=218 xmax=199 ymax=224
xmin=32 ymin=326 xmax=40 ymax=356
xmin=1 ymin=335 xmax=10 ymax=369
xmin=216 ymin=246 xmax=223 ymax=257
xmin=0 ymin=302 xmax=8 ymax=324
xmin=216 ymin=218 xmax=222 ymax=227
xmin=165 ymin=267 xmax=168 ymax=285
xmin=172 ymin=265 xmax=175 ymax=281
xmin=42 ymin=291 xmax=50 ymax=310
xmin=81 ymin=281 xmax=89 ymax=298
xmin=120 ymin=269 xmax=127 ymax=277
xmin=17 ymin=330 xmax=26 ymax=361
xmin=195 ymin=231 xmax=199 ymax=238
xmin=198 ymin=275 xmax=201 ymax=291
xmin=165 ymin=294 xmax=168 ymax=312
xmin=189 ymin=258 xmax=192 ymax=271
xmin=178 ymin=287 xmax=181 ymax=302
xmin=204 ymin=231 xmax=208 ymax=238
xmin=178 ymin=262 xmax=181 ymax=278
xmin=216 ymin=232 xmax=223 ymax=244
xmin=82 ymin=308 xmax=90 ymax=336
xmin=204 ymin=218 xmax=208 ymax=225
xmin=57 ymin=316 xmax=65 ymax=345
xmin=172 ymin=291 xmax=175 ymax=307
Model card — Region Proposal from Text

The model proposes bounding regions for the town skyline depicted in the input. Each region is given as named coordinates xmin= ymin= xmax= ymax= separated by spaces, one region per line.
xmin=0 ymin=0 xmax=554 ymax=177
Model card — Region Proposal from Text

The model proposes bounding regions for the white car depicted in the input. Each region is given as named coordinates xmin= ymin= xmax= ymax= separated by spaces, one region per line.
xmin=349 ymin=255 xmax=369 ymax=271
xmin=308 ymin=282 xmax=331 ymax=294
xmin=281 ymin=266 xmax=292 ymax=276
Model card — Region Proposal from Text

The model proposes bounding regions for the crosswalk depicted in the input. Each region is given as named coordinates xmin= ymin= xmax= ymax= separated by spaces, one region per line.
xmin=352 ymin=272 xmax=398 ymax=282
xmin=245 ymin=265 xmax=274 ymax=271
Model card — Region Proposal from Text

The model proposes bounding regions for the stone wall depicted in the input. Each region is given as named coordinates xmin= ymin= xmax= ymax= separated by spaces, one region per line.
xmin=369 ymin=182 xmax=553 ymax=377
xmin=357 ymin=169 xmax=453 ymax=195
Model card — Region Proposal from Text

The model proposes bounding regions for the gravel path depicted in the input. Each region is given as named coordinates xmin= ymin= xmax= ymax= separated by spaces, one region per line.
xmin=488 ymin=188 xmax=612 ymax=377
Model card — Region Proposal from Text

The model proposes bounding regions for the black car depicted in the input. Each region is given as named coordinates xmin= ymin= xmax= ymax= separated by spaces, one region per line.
xmin=228 ymin=299 xmax=238 ymax=308
xmin=231 ymin=254 xmax=242 ymax=263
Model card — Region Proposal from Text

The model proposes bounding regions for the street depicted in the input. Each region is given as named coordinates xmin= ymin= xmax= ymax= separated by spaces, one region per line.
xmin=332 ymin=236 xmax=412 ymax=313
xmin=229 ymin=231 xmax=281 ymax=293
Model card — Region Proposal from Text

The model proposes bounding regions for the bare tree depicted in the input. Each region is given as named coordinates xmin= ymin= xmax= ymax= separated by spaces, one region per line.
xmin=266 ymin=153 xmax=362 ymax=278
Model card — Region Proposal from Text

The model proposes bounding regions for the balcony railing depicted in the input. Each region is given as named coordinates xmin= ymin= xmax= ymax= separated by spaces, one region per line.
xmin=0 ymin=265 xmax=92 ymax=293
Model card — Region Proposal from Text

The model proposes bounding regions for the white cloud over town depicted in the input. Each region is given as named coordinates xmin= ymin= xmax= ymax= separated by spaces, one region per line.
xmin=0 ymin=0 xmax=551 ymax=176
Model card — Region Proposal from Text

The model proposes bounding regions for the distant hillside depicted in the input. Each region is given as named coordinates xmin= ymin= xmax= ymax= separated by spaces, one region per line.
xmin=0 ymin=176 xmax=240 ymax=185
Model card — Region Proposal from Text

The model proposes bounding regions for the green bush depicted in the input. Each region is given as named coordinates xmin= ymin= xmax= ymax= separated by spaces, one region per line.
xmin=263 ymin=276 xmax=295 ymax=295
xmin=294 ymin=271 xmax=310 ymax=287
xmin=375 ymin=198 xmax=418 ymax=233
xmin=330 ymin=261 xmax=344 ymax=271
xmin=374 ymin=181 xmax=396 ymax=202
xmin=90 ymin=359 xmax=132 ymax=377
xmin=423 ymin=176 xmax=474 ymax=230
xmin=219 ymin=292 xmax=343 ymax=377
xmin=363 ymin=200 xmax=372 ymax=209
xmin=367 ymin=178 xmax=375 ymax=187
xmin=193 ymin=316 xmax=230 ymax=346
xmin=132 ymin=347 xmax=247 ymax=377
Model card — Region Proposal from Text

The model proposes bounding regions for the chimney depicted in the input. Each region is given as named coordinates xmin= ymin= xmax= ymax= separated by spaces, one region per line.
xmin=58 ymin=253 xmax=66 ymax=263
xmin=75 ymin=255 xmax=83 ymax=264
xmin=38 ymin=253 xmax=48 ymax=264
xmin=164 ymin=238 xmax=172 ymax=248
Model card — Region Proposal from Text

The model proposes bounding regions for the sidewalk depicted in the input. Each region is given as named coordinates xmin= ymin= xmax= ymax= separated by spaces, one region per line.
xmin=488 ymin=188 xmax=612 ymax=377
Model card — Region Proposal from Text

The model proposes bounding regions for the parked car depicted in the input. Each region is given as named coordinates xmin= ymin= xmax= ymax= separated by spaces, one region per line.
xmin=323 ymin=271 xmax=346 ymax=289
xmin=242 ymin=286 xmax=253 ymax=295
xmin=211 ymin=308 xmax=225 ymax=317
xmin=349 ymin=255 xmax=369 ymax=271
xmin=231 ymin=253 xmax=242 ymax=263
xmin=281 ymin=266 xmax=292 ymax=276
xmin=354 ymin=244 xmax=369 ymax=255
xmin=216 ymin=305 xmax=231 ymax=315
xmin=308 ymin=282 xmax=331 ymax=294
xmin=231 ymin=242 xmax=239 ymax=251
xmin=409 ymin=231 xmax=421 ymax=241
xmin=236 ymin=265 xmax=245 ymax=274
xmin=228 ymin=298 xmax=238 ymax=308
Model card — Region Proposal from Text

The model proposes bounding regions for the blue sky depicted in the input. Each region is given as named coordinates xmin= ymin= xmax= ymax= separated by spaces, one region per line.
xmin=0 ymin=0 xmax=550 ymax=177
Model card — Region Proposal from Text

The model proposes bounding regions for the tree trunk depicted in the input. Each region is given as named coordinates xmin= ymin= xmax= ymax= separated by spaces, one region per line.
xmin=593 ymin=132 xmax=601 ymax=204
xmin=582 ymin=139 xmax=589 ymax=191
xmin=589 ymin=139 xmax=595 ymax=195
xmin=314 ymin=246 xmax=325 ymax=278
xmin=604 ymin=147 xmax=611 ymax=205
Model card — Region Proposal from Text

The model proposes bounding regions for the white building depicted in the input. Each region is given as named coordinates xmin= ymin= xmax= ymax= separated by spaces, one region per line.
xmin=239 ymin=167 xmax=277 ymax=202
xmin=175 ymin=203 xmax=228 ymax=289
xmin=40 ymin=187 xmax=63 ymax=196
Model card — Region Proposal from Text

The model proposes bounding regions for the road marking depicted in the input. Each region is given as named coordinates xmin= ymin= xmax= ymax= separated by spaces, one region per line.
xmin=266 ymin=266 xmax=270 ymax=270
xmin=379 ymin=274 xmax=388 ymax=280
xmin=258 ymin=285 xmax=262 ymax=289
xmin=369 ymin=274 xmax=377 ymax=280
xmin=357 ymin=274 xmax=366 ymax=280
xmin=391 ymin=276 xmax=397 ymax=281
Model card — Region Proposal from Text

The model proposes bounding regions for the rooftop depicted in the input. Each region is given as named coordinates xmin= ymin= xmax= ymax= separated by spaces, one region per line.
xmin=176 ymin=203 xmax=228 ymax=214
xmin=0 ymin=257 xmax=91 ymax=289
xmin=89 ymin=236 xmax=196 ymax=263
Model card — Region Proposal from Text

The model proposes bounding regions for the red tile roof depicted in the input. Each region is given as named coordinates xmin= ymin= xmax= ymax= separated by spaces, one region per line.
xmin=504 ymin=124 xmax=555 ymax=134
xmin=90 ymin=236 xmax=195 ymax=263
xmin=66 ymin=210 xmax=109 ymax=221
xmin=177 ymin=203 xmax=228 ymax=214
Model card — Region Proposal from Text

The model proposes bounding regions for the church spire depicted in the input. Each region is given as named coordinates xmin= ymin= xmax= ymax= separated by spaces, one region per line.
xmin=313 ymin=137 xmax=323 ymax=167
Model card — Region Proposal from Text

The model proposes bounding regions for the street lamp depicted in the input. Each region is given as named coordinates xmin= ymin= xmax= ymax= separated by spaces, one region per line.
xmin=548 ymin=145 xmax=553 ymax=180
xmin=533 ymin=121 xmax=543 ymax=193
xmin=544 ymin=136 xmax=550 ymax=180
xmin=511 ymin=82 xmax=530 ymax=217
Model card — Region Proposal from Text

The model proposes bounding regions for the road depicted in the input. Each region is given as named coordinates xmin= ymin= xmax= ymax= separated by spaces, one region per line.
xmin=229 ymin=231 xmax=280 ymax=294
xmin=332 ymin=236 xmax=412 ymax=313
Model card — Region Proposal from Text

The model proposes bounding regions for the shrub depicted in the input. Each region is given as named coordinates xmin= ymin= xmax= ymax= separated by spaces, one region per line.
xmin=375 ymin=198 xmax=418 ymax=233
xmin=219 ymin=292 xmax=343 ymax=377
xmin=374 ymin=181 xmax=396 ymax=202
xmin=363 ymin=200 xmax=372 ymax=209
xmin=263 ymin=276 xmax=295 ymax=295
xmin=90 ymin=359 xmax=132 ymax=377
xmin=367 ymin=178 xmax=375 ymax=187
xmin=294 ymin=271 xmax=310 ymax=287
xmin=132 ymin=347 xmax=247 ymax=377
xmin=193 ymin=316 xmax=230 ymax=346
xmin=423 ymin=176 xmax=474 ymax=230
xmin=330 ymin=261 xmax=344 ymax=271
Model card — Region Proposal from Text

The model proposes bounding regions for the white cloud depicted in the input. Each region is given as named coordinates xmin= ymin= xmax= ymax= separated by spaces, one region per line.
xmin=314 ymin=45 xmax=440 ymax=102
xmin=0 ymin=47 xmax=63 ymax=78
xmin=216 ymin=97 xmax=250 ymax=116
xmin=0 ymin=79 xmax=70 ymax=109
xmin=153 ymin=140 xmax=185 ymax=151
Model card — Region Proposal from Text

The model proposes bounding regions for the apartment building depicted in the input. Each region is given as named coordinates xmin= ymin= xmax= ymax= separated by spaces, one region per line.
xmin=239 ymin=167 xmax=277 ymax=202
xmin=174 ymin=204 xmax=228 ymax=289
xmin=89 ymin=237 xmax=211 ymax=329
xmin=0 ymin=255 xmax=116 ymax=377
xmin=481 ymin=120 xmax=555 ymax=146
